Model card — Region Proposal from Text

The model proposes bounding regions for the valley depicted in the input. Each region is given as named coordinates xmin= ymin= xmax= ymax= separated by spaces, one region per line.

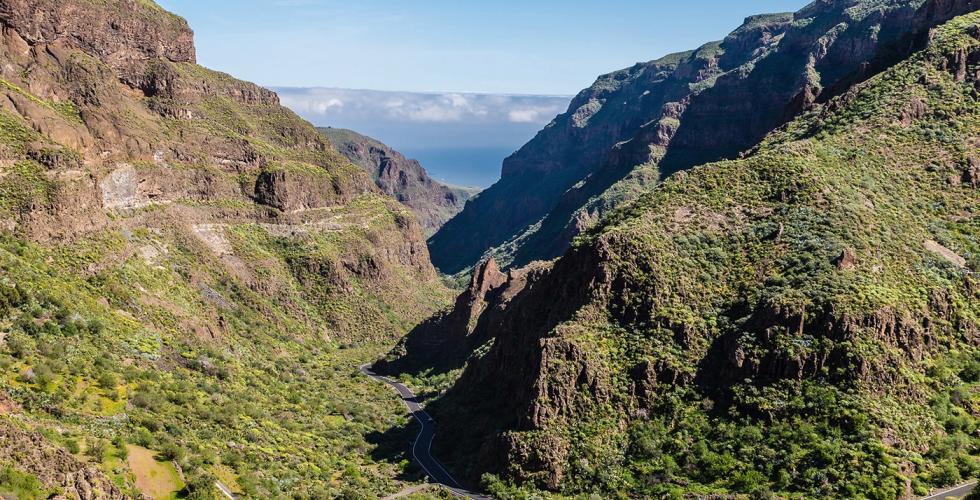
xmin=0 ymin=0 xmax=978 ymax=499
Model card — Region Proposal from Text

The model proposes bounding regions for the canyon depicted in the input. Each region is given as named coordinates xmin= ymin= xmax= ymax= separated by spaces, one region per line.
xmin=0 ymin=0 xmax=978 ymax=498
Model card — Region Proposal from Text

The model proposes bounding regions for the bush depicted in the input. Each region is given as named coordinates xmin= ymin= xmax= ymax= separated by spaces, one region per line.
xmin=97 ymin=371 xmax=117 ymax=391
xmin=961 ymin=360 xmax=980 ymax=383
xmin=65 ymin=439 xmax=81 ymax=454
xmin=6 ymin=334 xmax=31 ymax=358
xmin=86 ymin=439 xmax=107 ymax=462
xmin=159 ymin=441 xmax=185 ymax=462
xmin=33 ymin=364 xmax=55 ymax=387
xmin=184 ymin=470 xmax=218 ymax=500
xmin=933 ymin=459 xmax=962 ymax=486
xmin=133 ymin=428 xmax=155 ymax=448
xmin=113 ymin=435 xmax=128 ymax=459
xmin=730 ymin=469 xmax=769 ymax=493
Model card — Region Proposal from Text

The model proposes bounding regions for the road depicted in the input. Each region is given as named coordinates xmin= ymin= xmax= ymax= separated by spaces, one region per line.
xmin=360 ymin=364 xmax=493 ymax=500
xmin=215 ymin=480 xmax=236 ymax=499
xmin=922 ymin=481 xmax=977 ymax=500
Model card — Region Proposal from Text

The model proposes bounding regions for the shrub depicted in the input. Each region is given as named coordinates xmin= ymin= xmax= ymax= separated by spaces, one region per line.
xmin=133 ymin=428 xmax=155 ymax=448
xmin=6 ymin=334 xmax=31 ymax=358
xmin=113 ymin=435 xmax=128 ymax=459
xmin=86 ymin=439 xmax=107 ymax=462
xmin=33 ymin=364 xmax=55 ymax=390
xmin=159 ymin=441 xmax=185 ymax=462
xmin=961 ymin=360 xmax=980 ymax=383
xmin=65 ymin=439 xmax=81 ymax=454
xmin=933 ymin=459 xmax=962 ymax=486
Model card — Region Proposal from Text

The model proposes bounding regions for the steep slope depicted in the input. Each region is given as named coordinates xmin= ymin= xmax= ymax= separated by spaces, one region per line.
xmin=375 ymin=258 xmax=551 ymax=376
xmin=0 ymin=0 xmax=449 ymax=497
xmin=319 ymin=127 xmax=478 ymax=235
xmin=429 ymin=0 xmax=980 ymax=275
xmin=413 ymin=10 xmax=980 ymax=498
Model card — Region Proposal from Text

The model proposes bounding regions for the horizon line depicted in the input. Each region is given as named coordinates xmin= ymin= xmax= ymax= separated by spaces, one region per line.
xmin=270 ymin=85 xmax=576 ymax=99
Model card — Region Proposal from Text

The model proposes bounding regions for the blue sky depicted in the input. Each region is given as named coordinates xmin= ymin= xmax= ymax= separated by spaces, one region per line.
xmin=156 ymin=0 xmax=810 ymax=95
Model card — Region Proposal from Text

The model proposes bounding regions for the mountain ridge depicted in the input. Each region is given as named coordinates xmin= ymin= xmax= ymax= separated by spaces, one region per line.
xmin=429 ymin=0 xmax=980 ymax=275
xmin=319 ymin=126 xmax=479 ymax=235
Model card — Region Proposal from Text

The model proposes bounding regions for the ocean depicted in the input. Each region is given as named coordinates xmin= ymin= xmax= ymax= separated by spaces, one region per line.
xmin=397 ymin=147 xmax=514 ymax=189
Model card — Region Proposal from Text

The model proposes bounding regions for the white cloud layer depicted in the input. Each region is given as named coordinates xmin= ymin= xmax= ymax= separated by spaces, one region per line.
xmin=277 ymin=87 xmax=570 ymax=125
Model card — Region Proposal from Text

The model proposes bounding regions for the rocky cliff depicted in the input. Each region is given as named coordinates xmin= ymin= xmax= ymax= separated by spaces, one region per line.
xmin=375 ymin=257 xmax=551 ymax=375
xmin=392 ymin=8 xmax=980 ymax=498
xmin=0 ymin=0 xmax=449 ymax=497
xmin=319 ymin=127 xmax=478 ymax=235
xmin=428 ymin=0 xmax=980 ymax=275
xmin=0 ymin=0 xmax=445 ymax=336
xmin=0 ymin=417 xmax=128 ymax=499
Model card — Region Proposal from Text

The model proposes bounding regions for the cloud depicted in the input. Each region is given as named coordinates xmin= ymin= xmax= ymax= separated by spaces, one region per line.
xmin=275 ymin=87 xmax=570 ymax=125
xmin=312 ymin=98 xmax=343 ymax=113
xmin=508 ymin=108 xmax=546 ymax=123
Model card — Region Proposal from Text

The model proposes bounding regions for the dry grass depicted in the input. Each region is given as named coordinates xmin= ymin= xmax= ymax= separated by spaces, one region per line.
xmin=125 ymin=445 xmax=184 ymax=500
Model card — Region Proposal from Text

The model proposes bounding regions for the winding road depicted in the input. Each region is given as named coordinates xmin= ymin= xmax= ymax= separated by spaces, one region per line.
xmin=360 ymin=364 xmax=492 ymax=500
xmin=921 ymin=481 xmax=977 ymax=500
xmin=215 ymin=481 xmax=236 ymax=499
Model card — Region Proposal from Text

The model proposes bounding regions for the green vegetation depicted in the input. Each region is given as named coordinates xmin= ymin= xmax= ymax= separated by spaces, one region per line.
xmin=0 ymin=231 xmax=431 ymax=497
xmin=428 ymin=10 xmax=980 ymax=499
xmin=0 ymin=1 xmax=449 ymax=496
xmin=0 ymin=465 xmax=49 ymax=499
xmin=79 ymin=0 xmax=190 ymax=28
xmin=0 ymin=109 xmax=45 ymax=154
xmin=736 ymin=12 xmax=794 ymax=31
xmin=0 ymin=161 xmax=57 ymax=216
xmin=0 ymin=79 xmax=82 ymax=123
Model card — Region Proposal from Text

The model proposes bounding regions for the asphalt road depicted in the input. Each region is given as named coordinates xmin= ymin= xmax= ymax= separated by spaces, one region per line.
xmin=215 ymin=481 xmax=236 ymax=499
xmin=360 ymin=364 xmax=493 ymax=500
xmin=922 ymin=481 xmax=977 ymax=500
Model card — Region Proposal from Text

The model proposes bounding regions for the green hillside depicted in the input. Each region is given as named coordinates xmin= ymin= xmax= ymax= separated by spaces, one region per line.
xmin=427 ymin=10 xmax=980 ymax=499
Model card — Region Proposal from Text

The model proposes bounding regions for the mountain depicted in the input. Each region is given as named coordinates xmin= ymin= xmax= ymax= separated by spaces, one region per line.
xmin=428 ymin=0 xmax=980 ymax=275
xmin=381 ymin=3 xmax=980 ymax=498
xmin=319 ymin=127 xmax=479 ymax=235
xmin=0 ymin=0 xmax=450 ymax=497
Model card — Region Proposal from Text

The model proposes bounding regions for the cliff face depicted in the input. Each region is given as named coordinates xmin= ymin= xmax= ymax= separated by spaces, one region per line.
xmin=428 ymin=0 xmax=980 ymax=275
xmin=398 ymin=9 xmax=980 ymax=498
xmin=0 ymin=0 xmax=443 ymax=329
xmin=0 ymin=419 xmax=127 ymax=500
xmin=375 ymin=258 xmax=551 ymax=375
xmin=320 ymin=127 xmax=478 ymax=235
xmin=0 ymin=0 xmax=449 ymax=497
xmin=0 ymin=0 xmax=196 ymax=65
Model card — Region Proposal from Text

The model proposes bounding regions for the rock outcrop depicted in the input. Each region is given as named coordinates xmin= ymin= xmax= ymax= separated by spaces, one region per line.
xmin=0 ymin=419 xmax=128 ymax=499
xmin=375 ymin=258 xmax=551 ymax=375
xmin=428 ymin=0 xmax=980 ymax=274
xmin=320 ymin=127 xmax=478 ymax=235
xmin=0 ymin=0 xmax=195 ymax=64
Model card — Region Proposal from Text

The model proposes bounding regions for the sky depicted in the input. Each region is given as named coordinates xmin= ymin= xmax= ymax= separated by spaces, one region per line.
xmin=155 ymin=0 xmax=811 ymax=95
